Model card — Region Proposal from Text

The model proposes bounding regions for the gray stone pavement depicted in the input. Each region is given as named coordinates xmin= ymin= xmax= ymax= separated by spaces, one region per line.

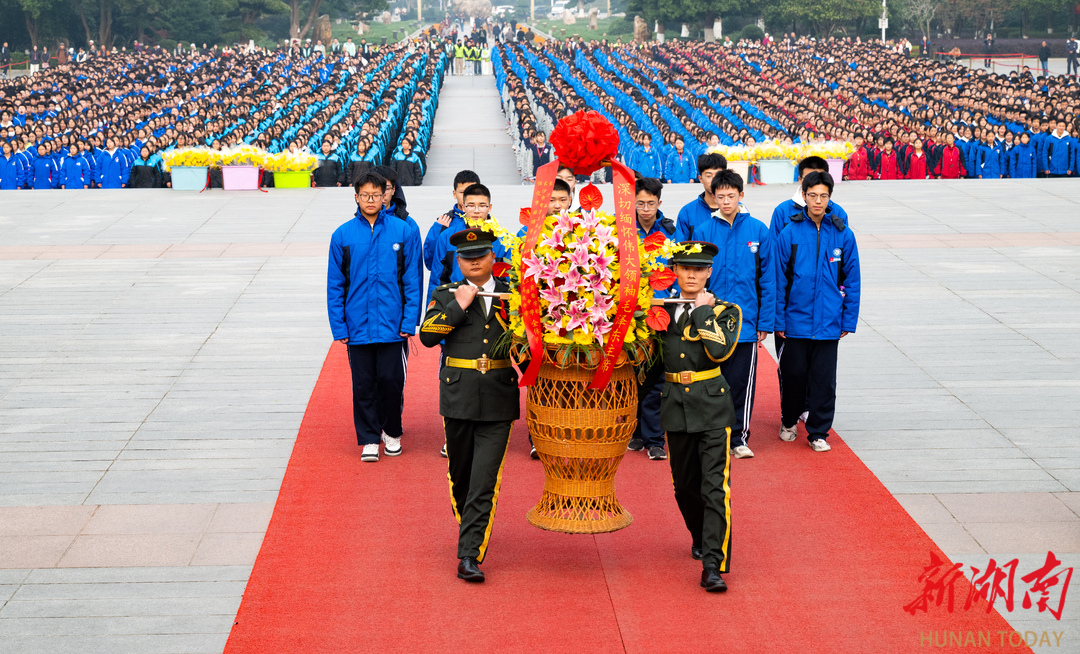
xmin=1 ymin=178 xmax=1079 ymax=649
xmin=423 ymin=75 xmax=523 ymax=186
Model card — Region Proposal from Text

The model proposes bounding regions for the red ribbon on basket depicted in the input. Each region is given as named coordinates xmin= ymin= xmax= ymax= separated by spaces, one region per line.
xmin=588 ymin=159 xmax=639 ymax=390
xmin=517 ymin=159 xmax=560 ymax=387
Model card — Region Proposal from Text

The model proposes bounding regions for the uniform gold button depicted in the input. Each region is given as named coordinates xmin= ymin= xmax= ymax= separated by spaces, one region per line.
xmin=485 ymin=325 xmax=489 ymax=329
xmin=680 ymin=353 xmax=685 ymax=358
xmin=483 ymin=339 xmax=488 ymax=343
xmin=684 ymin=387 xmax=689 ymax=392
xmin=721 ymin=389 xmax=725 ymax=393
xmin=445 ymin=377 xmax=450 ymax=382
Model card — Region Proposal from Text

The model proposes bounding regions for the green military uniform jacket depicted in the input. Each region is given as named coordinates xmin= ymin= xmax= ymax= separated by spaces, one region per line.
xmin=660 ymin=302 xmax=742 ymax=433
xmin=419 ymin=279 xmax=520 ymax=422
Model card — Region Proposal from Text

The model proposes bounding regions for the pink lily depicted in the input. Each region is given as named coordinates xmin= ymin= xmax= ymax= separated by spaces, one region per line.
xmin=593 ymin=223 xmax=616 ymax=248
xmin=561 ymin=266 xmax=585 ymax=291
xmin=583 ymin=272 xmax=607 ymax=294
xmin=540 ymin=285 xmax=566 ymax=309
xmin=522 ymin=251 xmax=544 ymax=282
xmin=579 ymin=211 xmax=601 ymax=232
xmin=555 ymin=211 xmax=577 ymax=234
xmin=564 ymin=300 xmax=591 ymax=332
xmin=567 ymin=246 xmax=593 ymax=269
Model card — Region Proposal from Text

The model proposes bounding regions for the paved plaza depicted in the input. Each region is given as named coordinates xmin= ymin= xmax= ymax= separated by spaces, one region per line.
xmin=0 ymin=178 xmax=1078 ymax=651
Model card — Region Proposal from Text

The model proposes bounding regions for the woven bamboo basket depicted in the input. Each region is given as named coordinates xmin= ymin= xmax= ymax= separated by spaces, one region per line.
xmin=525 ymin=361 xmax=637 ymax=533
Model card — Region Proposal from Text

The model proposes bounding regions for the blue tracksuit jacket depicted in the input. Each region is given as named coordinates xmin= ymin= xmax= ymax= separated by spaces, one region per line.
xmin=774 ymin=208 xmax=861 ymax=340
xmin=682 ymin=211 xmax=776 ymax=340
xmin=327 ymin=207 xmax=423 ymax=343
xmin=1045 ymin=133 xmax=1074 ymax=175
xmin=664 ymin=150 xmax=697 ymax=183
xmin=1009 ymin=143 xmax=1038 ymax=179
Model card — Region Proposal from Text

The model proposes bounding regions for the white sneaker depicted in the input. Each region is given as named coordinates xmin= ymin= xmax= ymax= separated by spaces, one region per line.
xmin=799 ymin=411 xmax=809 ymax=423
xmin=779 ymin=424 xmax=798 ymax=442
xmin=809 ymin=439 xmax=831 ymax=453
xmin=381 ymin=432 xmax=401 ymax=457
xmin=440 ymin=443 xmax=447 ymax=458
xmin=732 ymin=445 xmax=754 ymax=459
xmin=361 ymin=443 xmax=380 ymax=462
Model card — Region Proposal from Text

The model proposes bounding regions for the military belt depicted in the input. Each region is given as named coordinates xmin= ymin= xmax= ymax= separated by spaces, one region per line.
xmin=445 ymin=356 xmax=511 ymax=374
xmin=665 ymin=367 xmax=723 ymax=385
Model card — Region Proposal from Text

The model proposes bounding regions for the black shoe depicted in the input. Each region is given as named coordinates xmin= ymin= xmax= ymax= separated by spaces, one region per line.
xmin=691 ymin=546 xmax=703 ymax=561
xmin=700 ymin=563 xmax=727 ymax=592
xmin=457 ymin=557 xmax=485 ymax=582
xmin=627 ymin=437 xmax=644 ymax=451
xmin=648 ymin=446 xmax=667 ymax=460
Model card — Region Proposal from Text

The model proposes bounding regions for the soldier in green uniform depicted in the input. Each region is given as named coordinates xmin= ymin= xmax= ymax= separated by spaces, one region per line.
xmin=419 ymin=228 xmax=519 ymax=583
xmin=661 ymin=241 xmax=742 ymax=592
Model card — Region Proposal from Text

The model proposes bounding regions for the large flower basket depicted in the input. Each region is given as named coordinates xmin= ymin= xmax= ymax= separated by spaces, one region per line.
xmin=492 ymin=111 xmax=678 ymax=534
xmin=170 ymin=166 xmax=209 ymax=191
xmin=826 ymin=158 xmax=844 ymax=184
xmin=222 ymin=165 xmax=260 ymax=190
xmin=758 ymin=159 xmax=797 ymax=184
xmin=525 ymin=359 xmax=636 ymax=533
xmin=273 ymin=171 xmax=313 ymax=188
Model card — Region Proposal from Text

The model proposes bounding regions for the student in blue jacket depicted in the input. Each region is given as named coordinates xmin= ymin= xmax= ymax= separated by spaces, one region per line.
xmin=32 ymin=141 xmax=56 ymax=190
xmin=664 ymin=136 xmax=697 ymax=183
xmin=0 ymin=141 xmax=22 ymax=190
xmin=1009 ymin=132 xmax=1038 ymax=179
xmin=59 ymin=144 xmax=91 ymax=189
xmin=1044 ymin=120 xmax=1074 ymax=177
xmin=977 ymin=133 xmax=1005 ymax=179
xmin=774 ymin=171 xmax=860 ymax=453
xmin=628 ymin=133 xmax=664 ymax=178
xmin=99 ymin=138 xmax=130 ymax=189
xmin=426 ymin=169 xmax=480 ymax=301
xmin=684 ymin=169 xmax=776 ymax=459
xmin=327 ymin=171 xmax=422 ymax=463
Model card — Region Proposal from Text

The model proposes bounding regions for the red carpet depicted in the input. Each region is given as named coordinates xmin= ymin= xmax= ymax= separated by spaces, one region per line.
xmin=225 ymin=342 xmax=1030 ymax=653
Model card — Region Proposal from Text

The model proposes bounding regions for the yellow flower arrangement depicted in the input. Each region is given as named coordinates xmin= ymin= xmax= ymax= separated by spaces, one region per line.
xmin=264 ymin=151 xmax=319 ymax=173
xmin=219 ymin=145 xmax=265 ymax=167
xmin=744 ymin=140 xmax=855 ymax=164
xmin=161 ymin=147 xmax=217 ymax=171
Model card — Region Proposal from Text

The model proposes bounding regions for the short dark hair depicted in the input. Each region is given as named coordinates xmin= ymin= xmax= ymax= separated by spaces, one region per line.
xmin=551 ymin=179 xmax=571 ymax=195
xmin=557 ymin=164 xmax=574 ymax=176
xmin=453 ymin=170 xmax=481 ymax=188
xmin=373 ymin=165 xmax=397 ymax=185
xmin=463 ymin=183 xmax=491 ymax=201
xmin=710 ymin=169 xmax=744 ymax=195
xmin=798 ymin=156 xmax=829 ymax=176
xmin=801 ymin=171 xmax=834 ymax=195
xmin=696 ymin=152 xmax=727 ymax=175
xmin=353 ymin=172 xmax=387 ymax=194
xmin=635 ymin=177 xmax=663 ymax=199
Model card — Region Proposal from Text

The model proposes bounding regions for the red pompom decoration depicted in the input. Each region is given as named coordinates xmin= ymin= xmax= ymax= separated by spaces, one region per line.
xmin=645 ymin=306 xmax=670 ymax=331
xmin=578 ymin=183 xmax=604 ymax=211
xmin=649 ymin=267 xmax=677 ymax=291
xmin=643 ymin=231 xmax=667 ymax=253
xmin=549 ymin=111 xmax=620 ymax=177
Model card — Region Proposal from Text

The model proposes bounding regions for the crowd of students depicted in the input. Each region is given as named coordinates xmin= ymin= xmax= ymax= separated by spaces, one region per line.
xmin=494 ymin=35 xmax=1080 ymax=182
xmin=0 ymin=36 xmax=451 ymax=190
